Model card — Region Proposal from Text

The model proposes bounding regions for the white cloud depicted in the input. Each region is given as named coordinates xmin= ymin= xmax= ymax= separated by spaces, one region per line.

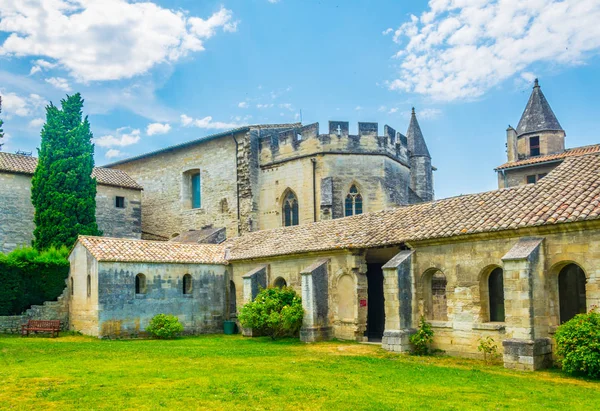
xmin=146 ymin=122 xmax=171 ymax=136
xmin=279 ymin=103 xmax=294 ymax=112
xmin=419 ymin=108 xmax=442 ymax=119
xmin=256 ymin=103 xmax=274 ymax=109
xmin=355 ymin=106 xmax=362 ymax=111
xmin=180 ymin=114 xmax=240 ymax=130
xmin=0 ymin=92 xmax=45 ymax=117
xmin=388 ymin=107 xmax=398 ymax=114
xmin=28 ymin=117 xmax=45 ymax=128
xmin=29 ymin=59 xmax=57 ymax=75
xmin=382 ymin=28 xmax=393 ymax=35
xmin=238 ymin=101 xmax=249 ymax=108
xmin=45 ymin=77 xmax=71 ymax=91
xmin=95 ymin=127 xmax=141 ymax=148
xmin=268 ymin=1 xmax=280 ymax=4
xmin=388 ymin=0 xmax=600 ymax=101
xmin=0 ymin=2 xmax=237 ymax=82
xmin=105 ymin=149 xmax=123 ymax=159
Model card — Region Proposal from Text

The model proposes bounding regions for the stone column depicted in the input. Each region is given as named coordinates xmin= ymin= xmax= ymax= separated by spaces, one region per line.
xmin=501 ymin=237 xmax=552 ymax=371
xmin=381 ymin=250 xmax=416 ymax=353
xmin=300 ymin=259 xmax=332 ymax=342
xmin=241 ymin=265 xmax=268 ymax=337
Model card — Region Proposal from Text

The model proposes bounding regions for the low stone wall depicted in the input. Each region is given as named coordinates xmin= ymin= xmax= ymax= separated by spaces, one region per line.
xmin=0 ymin=288 xmax=69 ymax=334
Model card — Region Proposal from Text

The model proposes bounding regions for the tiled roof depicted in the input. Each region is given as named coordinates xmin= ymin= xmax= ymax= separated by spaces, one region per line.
xmin=77 ymin=236 xmax=227 ymax=264
xmin=495 ymin=144 xmax=600 ymax=170
xmin=225 ymin=153 xmax=600 ymax=261
xmin=0 ymin=152 xmax=142 ymax=190
xmin=516 ymin=80 xmax=562 ymax=137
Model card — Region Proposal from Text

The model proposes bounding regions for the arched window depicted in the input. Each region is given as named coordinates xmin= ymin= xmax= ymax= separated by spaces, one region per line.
xmin=345 ymin=184 xmax=363 ymax=217
xmin=87 ymin=275 xmax=91 ymax=298
xmin=274 ymin=277 xmax=287 ymax=288
xmin=229 ymin=281 xmax=237 ymax=316
xmin=488 ymin=268 xmax=505 ymax=322
xmin=135 ymin=273 xmax=147 ymax=294
xmin=559 ymin=264 xmax=587 ymax=323
xmin=426 ymin=270 xmax=447 ymax=321
xmin=282 ymin=190 xmax=299 ymax=227
xmin=183 ymin=274 xmax=193 ymax=295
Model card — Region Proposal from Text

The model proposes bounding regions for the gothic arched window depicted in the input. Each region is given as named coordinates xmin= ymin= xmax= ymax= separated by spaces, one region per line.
xmin=345 ymin=185 xmax=363 ymax=217
xmin=488 ymin=268 xmax=505 ymax=322
xmin=282 ymin=190 xmax=299 ymax=227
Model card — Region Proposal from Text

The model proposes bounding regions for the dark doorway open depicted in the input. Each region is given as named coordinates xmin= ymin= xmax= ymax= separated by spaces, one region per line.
xmin=559 ymin=264 xmax=587 ymax=323
xmin=366 ymin=263 xmax=385 ymax=342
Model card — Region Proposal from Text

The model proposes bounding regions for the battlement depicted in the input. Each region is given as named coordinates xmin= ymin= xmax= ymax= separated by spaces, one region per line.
xmin=258 ymin=121 xmax=409 ymax=166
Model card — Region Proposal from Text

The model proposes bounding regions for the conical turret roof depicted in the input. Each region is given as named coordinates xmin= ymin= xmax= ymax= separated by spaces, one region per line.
xmin=407 ymin=108 xmax=430 ymax=157
xmin=516 ymin=79 xmax=562 ymax=137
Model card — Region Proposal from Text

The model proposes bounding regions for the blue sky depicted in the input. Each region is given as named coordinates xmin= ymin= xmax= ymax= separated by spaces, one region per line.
xmin=1 ymin=0 xmax=599 ymax=199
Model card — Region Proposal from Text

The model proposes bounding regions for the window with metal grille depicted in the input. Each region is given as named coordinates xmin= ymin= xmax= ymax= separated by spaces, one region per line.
xmin=529 ymin=136 xmax=540 ymax=156
xmin=345 ymin=185 xmax=363 ymax=217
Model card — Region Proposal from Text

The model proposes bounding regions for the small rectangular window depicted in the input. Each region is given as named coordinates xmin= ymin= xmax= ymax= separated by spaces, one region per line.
xmin=191 ymin=173 xmax=201 ymax=209
xmin=115 ymin=196 xmax=125 ymax=208
xmin=529 ymin=136 xmax=540 ymax=156
xmin=526 ymin=175 xmax=537 ymax=184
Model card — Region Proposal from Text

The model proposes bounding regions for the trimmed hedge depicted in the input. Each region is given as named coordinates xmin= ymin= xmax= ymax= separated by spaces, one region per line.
xmin=0 ymin=246 xmax=70 ymax=315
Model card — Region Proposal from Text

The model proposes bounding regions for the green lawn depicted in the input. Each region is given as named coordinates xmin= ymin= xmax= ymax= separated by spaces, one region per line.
xmin=1 ymin=334 xmax=598 ymax=410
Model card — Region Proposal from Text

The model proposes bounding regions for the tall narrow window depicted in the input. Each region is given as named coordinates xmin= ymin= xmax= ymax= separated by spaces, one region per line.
xmin=183 ymin=274 xmax=193 ymax=295
xmin=71 ymin=277 xmax=74 ymax=296
xmin=430 ymin=272 xmax=448 ymax=321
xmin=345 ymin=185 xmax=363 ymax=216
xmin=229 ymin=281 xmax=237 ymax=316
xmin=135 ymin=273 xmax=146 ymax=294
xmin=87 ymin=275 xmax=91 ymax=297
xmin=488 ymin=268 xmax=505 ymax=322
xmin=559 ymin=264 xmax=587 ymax=323
xmin=283 ymin=191 xmax=299 ymax=227
xmin=191 ymin=172 xmax=201 ymax=209
xmin=530 ymin=136 xmax=540 ymax=156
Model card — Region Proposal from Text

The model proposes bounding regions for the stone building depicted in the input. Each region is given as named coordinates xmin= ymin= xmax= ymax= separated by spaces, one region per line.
xmin=0 ymin=152 xmax=142 ymax=252
xmin=496 ymin=79 xmax=600 ymax=188
xmin=107 ymin=115 xmax=434 ymax=240
xmin=69 ymin=236 xmax=228 ymax=337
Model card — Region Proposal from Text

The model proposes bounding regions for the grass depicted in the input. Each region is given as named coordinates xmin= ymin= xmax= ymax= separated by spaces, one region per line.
xmin=1 ymin=334 xmax=599 ymax=410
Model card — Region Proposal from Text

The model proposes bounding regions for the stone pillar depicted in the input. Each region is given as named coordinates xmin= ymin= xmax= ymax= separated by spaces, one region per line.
xmin=241 ymin=265 xmax=268 ymax=337
xmin=300 ymin=259 xmax=332 ymax=342
xmin=381 ymin=250 xmax=416 ymax=353
xmin=319 ymin=177 xmax=333 ymax=221
xmin=501 ymin=237 xmax=552 ymax=371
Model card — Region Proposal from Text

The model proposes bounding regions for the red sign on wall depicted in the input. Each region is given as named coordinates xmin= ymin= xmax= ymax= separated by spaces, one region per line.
xmin=360 ymin=299 xmax=367 ymax=307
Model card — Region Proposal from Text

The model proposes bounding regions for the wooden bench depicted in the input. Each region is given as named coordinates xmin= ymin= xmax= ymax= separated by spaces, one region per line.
xmin=21 ymin=320 xmax=61 ymax=338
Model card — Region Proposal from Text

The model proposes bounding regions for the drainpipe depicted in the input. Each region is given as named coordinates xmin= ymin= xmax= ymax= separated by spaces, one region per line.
xmin=311 ymin=157 xmax=317 ymax=222
xmin=231 ymin=133 xmax=241 ymax=235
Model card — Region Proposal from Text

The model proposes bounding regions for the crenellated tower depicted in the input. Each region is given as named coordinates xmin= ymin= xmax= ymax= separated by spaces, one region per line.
xmin=407 ymin=108 xmax=434 ymax=202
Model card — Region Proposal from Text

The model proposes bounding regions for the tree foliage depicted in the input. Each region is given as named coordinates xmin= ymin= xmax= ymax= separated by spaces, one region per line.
xmin=238 ymin=287 xmax=304 ymax=340
xmin=31 ymin=93 xmax=101 ymax=250
xmin=555 ymin=309 xmax=600 ymax=379
xmin=0 ymin=246 xmax=70 ymax=315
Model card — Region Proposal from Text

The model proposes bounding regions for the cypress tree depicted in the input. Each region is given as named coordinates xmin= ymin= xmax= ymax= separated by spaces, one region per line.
xmin=0 ymin=96 xmax=5 ymax=151
xmin=31 ymin=93 xmax=102 ymax=250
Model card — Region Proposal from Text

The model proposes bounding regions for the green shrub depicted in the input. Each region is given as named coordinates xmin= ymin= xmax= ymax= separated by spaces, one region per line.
xmin=0 ymin=246 xmax=69 ymax=315
xmin=410 ymin=316 xmax=434 ymax=355
xmin=555 ymin=309 xmax=600 ymax=379
xmin=477 ymin=336 xmax=500 ymax=365
xmin=238 ymin=287 xmax=304 ymax=340
xmin=146 ymin=314 xmax=184 ymax=339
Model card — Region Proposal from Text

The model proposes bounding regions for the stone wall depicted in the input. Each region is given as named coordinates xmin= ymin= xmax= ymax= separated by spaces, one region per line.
xmin=0 ymin=288 xmax=69 ymax=334
xmin=111 ymin=132 xmax=242 ymax=240
xmin=0 ymin=172 xmax=35 ymax=253
xmin=516 ymin=131 xmax=565 ymax=159
xmin=0 ymin=170 xmax=141 ymax=252
xmin=497 ymin=163 xmax=559 ymax=189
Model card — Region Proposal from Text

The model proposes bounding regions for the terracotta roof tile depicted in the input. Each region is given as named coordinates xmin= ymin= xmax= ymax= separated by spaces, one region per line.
xmin=495 ymin=144 xmax=600 ymax=170
xmin=77 ymin=236 xmax=227 ymax=264
xmin=0 ymin=152 xmax=142 ymax=190
xmin=225 ymin=153 xmax=600 ymax=261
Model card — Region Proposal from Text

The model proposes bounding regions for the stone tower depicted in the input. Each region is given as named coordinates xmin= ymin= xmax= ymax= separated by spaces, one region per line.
xmin=407 ymin=108 xmax=434 ymax=202
xmin=506 ymin=79 xmax=565 ymax=162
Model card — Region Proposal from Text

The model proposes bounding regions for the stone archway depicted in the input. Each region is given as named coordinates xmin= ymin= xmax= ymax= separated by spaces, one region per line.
xmin=558 ymin=263 xmax=587 ymax=323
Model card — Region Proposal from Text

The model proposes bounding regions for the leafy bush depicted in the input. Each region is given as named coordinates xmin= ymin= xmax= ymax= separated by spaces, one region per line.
xmin=238 ymin=287 xmax=304 ymax=340
xmin=477 ymin=336 xmax=500 ymax=365
xmin=410 ymin=316 xmax=434 ymax=355
xmin=0 ymin=246 xmax=70 ymax=315
xmin=555 ymin=309 xmax=600 ymax=379
xmin=146 ymin=314 xmax=184 ymax=339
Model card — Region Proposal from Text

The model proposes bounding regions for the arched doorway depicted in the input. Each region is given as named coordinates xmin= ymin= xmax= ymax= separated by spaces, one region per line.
xmin=558 ymin=264 xmax=587 ymax=323
xmin=273 ymin=277 xmax=287 ymax=288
